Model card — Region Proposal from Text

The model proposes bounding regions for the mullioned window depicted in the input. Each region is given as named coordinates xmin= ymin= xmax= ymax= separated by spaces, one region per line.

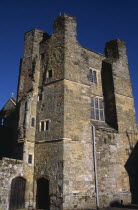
xmin=91 ymin=97 xmax=104 ymax=121
xmin=89 ymin=69 xmax=97 ymax=84
xmin=40 ymin=120 xmax=49 ymax=131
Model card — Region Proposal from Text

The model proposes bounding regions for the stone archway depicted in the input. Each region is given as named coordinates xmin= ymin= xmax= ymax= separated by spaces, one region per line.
xmin=36 ymin=177 xmax=50 ymax=210
xmin=9 ymin=177 xmax=26 ymax=209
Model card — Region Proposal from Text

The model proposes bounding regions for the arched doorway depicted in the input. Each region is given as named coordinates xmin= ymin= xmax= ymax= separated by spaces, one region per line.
xmin=9 ymin=177 xmax=26 ymax=209
xmin=36 ymin=178 xmax=50 ymax=210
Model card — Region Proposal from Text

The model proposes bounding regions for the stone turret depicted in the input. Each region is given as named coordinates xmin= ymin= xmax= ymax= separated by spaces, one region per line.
xmin=104 ymin=39 xmax=136 ymax=132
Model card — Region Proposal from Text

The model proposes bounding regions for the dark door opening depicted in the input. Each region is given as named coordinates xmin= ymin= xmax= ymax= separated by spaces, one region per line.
xmin=9 ymin=177 xmax=26 ymax=209
xmin=36 ymin=178 xmax=50 ymax=210
xmin=125 ymin=141 xmax=138 ymax=204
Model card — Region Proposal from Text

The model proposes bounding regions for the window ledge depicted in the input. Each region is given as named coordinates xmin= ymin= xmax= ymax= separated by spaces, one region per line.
xmin=91 ymin=121 xmax=118 ymax=133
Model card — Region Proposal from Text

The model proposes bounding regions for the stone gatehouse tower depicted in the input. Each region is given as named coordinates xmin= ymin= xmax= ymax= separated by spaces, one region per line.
xmin=0 ymin=14 xmax=138 ymax=210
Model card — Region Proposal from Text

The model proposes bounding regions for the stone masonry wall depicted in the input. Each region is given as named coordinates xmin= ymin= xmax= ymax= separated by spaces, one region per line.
xmin=34 ymin=16 xmax=65 ymax=209
xmin=34 ymin=141 xmax=63 ymax=209
xmin=96 ymin=128 xmax=131 ymax=207
xmin=0 ymin=158 xmax=34 ymax=210
xmin=35 ymin=81 xmax=64 ymax=142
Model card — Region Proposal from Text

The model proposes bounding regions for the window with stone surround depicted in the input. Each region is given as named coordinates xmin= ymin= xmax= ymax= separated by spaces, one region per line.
xmin=25 ymin=101 xmax=28 ymax=111
xmin=89 ymin=69 xmax=97 ymax=84
xmin=38 ymin=93 xmax=42 ymax=101
xmin=40 ymin=53 xmax=45 ymax=60
xmin=31 ymin=117 xmax=35 ymax=127
xmin=47 ymin=70 xmax=52 ymax=78
xmin=91 ymin=97 xmax=104 ymax=121
xmin=32 ymin=61 xmax=36 ymax=73
xmin=40 ymin=120 xmax=49 ymax=131
xmin=28 ymin=154 xmax=32 ymax=164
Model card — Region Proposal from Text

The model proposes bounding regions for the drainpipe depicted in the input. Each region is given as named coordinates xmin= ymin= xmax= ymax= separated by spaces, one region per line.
xmin=92 ymin=125 xmax=99 ymax=209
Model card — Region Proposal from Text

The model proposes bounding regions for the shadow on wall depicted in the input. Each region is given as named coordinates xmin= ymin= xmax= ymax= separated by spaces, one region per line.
xmin=125 ymin=127 xmax=138 ymax=204
xmin=109 ymin=200 xmax=138 ymax=209
xmin=110 ymin=200 xmax=123 ymax=208
xmin=0 ymin=126 xmax=13 ymax=159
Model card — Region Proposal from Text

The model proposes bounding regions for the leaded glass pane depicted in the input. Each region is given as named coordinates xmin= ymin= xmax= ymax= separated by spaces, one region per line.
xmin=91 ymin=97 xmax=94 ymax=108
xmin=99 ymin=99 xmax=103 ymax=109
xmin=93 ymin=71 xmax=97 ymax=83
xmin=91 ymin=108 xmax=95 ymax=119
xmin=100 ymin=110 xmax=104 ymax=121
xmin=89 ymin=70 xmax=93 ymax=82
xmin=95 ymin=98 xmax=98 ymax=108
xmin=96 ymin=109 xmax=99 ymax=120
xmin=91 ymin=97 xmax=104 ymax=122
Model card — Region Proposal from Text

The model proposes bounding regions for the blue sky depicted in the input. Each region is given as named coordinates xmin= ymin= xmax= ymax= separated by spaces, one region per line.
xmin=0 ymin=0 xmax=138 ymax=123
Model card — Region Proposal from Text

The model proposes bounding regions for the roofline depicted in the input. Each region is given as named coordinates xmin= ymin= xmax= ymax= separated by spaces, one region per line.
xmin=10 ymin=98 xmax=16 ymax=105
xmin=81 ymin=45 xmax=105 ymax=57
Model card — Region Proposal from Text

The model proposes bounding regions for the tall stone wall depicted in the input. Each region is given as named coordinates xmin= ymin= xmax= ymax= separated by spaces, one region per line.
xmin=34 ymin=19 xmax=65 ymax=209
xmin=34 ymin=141 xmax=63 ymax=209
xmin=95 ymin=128 xmax=131 ymax=207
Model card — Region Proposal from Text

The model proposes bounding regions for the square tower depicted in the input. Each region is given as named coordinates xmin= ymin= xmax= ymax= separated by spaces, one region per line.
xmin=0 ymin=14 xmax=137 ymax=210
